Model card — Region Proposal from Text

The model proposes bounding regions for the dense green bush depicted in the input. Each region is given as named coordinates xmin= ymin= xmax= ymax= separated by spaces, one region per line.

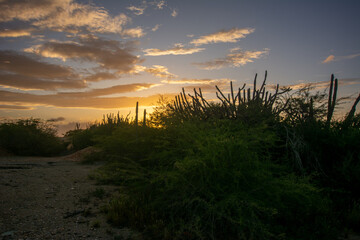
xmin=91 ymin=120 xmax=338 ymax=239
xmin=64 ymin=113 xmax=134 ymax=151
xmin=0 ymin=118 xmax=64 ymax=156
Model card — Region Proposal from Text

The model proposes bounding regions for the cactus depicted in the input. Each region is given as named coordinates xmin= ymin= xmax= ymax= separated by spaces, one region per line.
xmin=326 ymin=74 xmax=338 ymax=127
xmin=135 ymin=101 xmax=139 ymax=126
xmin=343 ymin=93 xmax=360 ymax=127
xmin=143 ymin=109 xmax=147 ymax=126
xmin=171 ymin=71 xmax=290 ymax=122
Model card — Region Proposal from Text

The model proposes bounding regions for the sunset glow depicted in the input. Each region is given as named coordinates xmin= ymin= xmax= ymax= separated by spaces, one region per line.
xmin=1 ymin=0 xmax=359 ymax=134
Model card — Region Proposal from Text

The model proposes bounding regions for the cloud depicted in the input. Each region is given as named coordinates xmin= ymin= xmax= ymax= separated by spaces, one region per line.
xmin=0 ymin=105 xmax=33 ymax=110
xmin=162 ymin=78 xmax=232 ymax=85
xmin=154 ymin=0 xmax=166 ymax=9
xmin=194 ymin=48 xmax=269 ymax=70
xmin=181 ymin=79 xmax=232 ymax=93
xmin=122 ymin=27 xmax=146 ymax=38
xmin=0 ymin=0 xmax=129 ymax=34
xmin=171 ymin=9 xmax=178 ymax=17
xmin=322 ymin=55 xmax=335 ymax=63
xmin=0 ymin=28 xmax=34 ymax=37
xmin=25 ymin=36 xmax=142 ymax=74
xmin=47 ymin=117 xmax=65 ymax=122
xmin=0 ymin=89 xmax=175 ymax=109
xmin=0 ymin=50 xmax=76 ymax=78
xmin=152 ymin=24 xmax=161 ymax=32
xmin=144 ymin=65 xmax=177 ymax=79
xmin=280 ymin=78 xmax=360 ymax=91
xmin=127 ymin=5 xmax=146 ymax=15
xmin=0 ymin=73 xmax=86 ymax=90
xmin=127 ymin=1 xmax=167 ymax=15
xmin=144 ymin=43 xmax=204 ymax=56
xmin=322 ymin=53 xmax=360 ymax=64
xmin=342 ymin=53 xmax=360 ymax=60
xmin=0 ymin=50 xmax=87 ymax=90
xmin=84 ymin=72 xmax=117 ymax=82
xmin=0 ymin=0 xmax=69 ymax=22
xmin=190 ymin=28 xmax=255 ymax=46
xmin=56 ymin=83 xmax=157 ymax=98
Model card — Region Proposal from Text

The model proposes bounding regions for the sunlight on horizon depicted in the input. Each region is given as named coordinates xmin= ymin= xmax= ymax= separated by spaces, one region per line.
xmin=0 ymin=0 xmax=359 ymax=127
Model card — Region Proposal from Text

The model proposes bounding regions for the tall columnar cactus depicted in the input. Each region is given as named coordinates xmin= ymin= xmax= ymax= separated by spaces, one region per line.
xmin=135 ymin=101 xmax=139 ymax=126
xmin=326 ymin=74 xmax=338 ymax=127
xmin=172 ymin=71 xmax=290 ymax=121
xmin=143 ymin=109 xmax=147 ymax=126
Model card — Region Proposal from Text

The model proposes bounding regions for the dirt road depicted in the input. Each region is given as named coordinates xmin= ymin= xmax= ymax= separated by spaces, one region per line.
xmin=0 ymin=155 xmax=137 ymax=240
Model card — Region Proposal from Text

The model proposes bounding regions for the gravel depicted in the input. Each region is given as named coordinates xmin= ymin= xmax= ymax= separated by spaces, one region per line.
xmin=0 ymin=155 xmax=140 ymax=240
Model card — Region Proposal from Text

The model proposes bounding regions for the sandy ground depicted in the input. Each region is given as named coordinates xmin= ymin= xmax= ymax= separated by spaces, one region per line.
xmin=0 ymin=155 xmax=139 ymax=240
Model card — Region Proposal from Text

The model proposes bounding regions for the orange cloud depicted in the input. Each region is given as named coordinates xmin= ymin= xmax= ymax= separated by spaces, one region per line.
xmin=152 ymin=24 xmax=161 ymax=32
xmin=0 ymin=105 xmax=33 ymax=110
xmin=0 ymin=0 xmax=131 ymax=34
xmin=194 ymin=48 xmax=269 ymax=70
xmin=322 ymin=55 xmax=335 ymax=63
xmin=0 ymin=28 xmax=34 ymax=37
xmin=56 ymin=83 xmax=157 ymax=98
xmin=322 ymin=53 xmax=360 ymax=64
xmin=122 ymin=27 xmax=146 ymax=38
xmin=144 ymin=43 xmax=204 ymax=56
xmin=154 ymin=0 xmax=166 ymax=9
xmin=162 ymin=78 xmax=232 ymax=85
xmin=171 ymin=9 xmax=178 ymax=18
xmin=0 ymin=89 xmax=175 ymax=109
xmin=127 ymin=5 xmax=146 ymax=15
xmin=190 ymin=28 xmax=255 ymax=46
xmin=84 ymin=72 xmax=117 ymax=82
xmin=282 ymin=78 xmax=360 ymax=90
xmin=144 ymin=65 xmax=177 ymax=79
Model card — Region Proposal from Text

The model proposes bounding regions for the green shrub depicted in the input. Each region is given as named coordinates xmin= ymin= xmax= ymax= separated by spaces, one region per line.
xmin=99 ymin=120 xmax=337 ymax=239
xmin=0 ymin=118 xmax=64 ymax=156
xmin=87 ymin=73 xmax=359 ymax=239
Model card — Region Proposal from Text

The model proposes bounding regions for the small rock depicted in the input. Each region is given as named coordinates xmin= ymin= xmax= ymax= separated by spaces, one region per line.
xmin=1 ymin=230 xmax=15 ymax=238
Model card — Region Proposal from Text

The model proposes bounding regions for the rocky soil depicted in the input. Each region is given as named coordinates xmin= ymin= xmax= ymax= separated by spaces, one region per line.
xmin=0 ymin=154 xmax=140 ymax=240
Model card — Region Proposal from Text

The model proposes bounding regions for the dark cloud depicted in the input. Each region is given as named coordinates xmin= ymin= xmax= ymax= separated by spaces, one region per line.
xmin=47 ymin=117 xmax=65 ymax=122
xmin=0 ymin=72 xmax=86 ymax=90
xmin=0 ymin=89 xmax=175 ymax=109
xmin=0 ymin=50 xmax=86 ymax=90
xmin=56 ymin=83 xmax=157 ymax=98
xmin=0 ymin=50 xmax=75 ymax=78
xmin=25 ymin=36 xmax=142 ymax=74
xmin=0 ymin=105 xmax=32 ymax=110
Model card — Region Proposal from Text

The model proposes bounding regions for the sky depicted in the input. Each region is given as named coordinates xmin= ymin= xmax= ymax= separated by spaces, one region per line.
xmin=0 ymin=0 xmax=360 ymax=134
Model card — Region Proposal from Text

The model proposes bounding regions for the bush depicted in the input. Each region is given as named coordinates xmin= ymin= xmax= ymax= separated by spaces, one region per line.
xmin=0 ymin=118 xmax=64 ymax=156
xmin=95 ymin=120 xmax=338 ymax=239
xmin=88 ymin=73 xmax=359 ymax=238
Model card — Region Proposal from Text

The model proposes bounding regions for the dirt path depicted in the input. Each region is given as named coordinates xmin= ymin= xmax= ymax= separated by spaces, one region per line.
xmin=0 ymin=155 xmax=138 ymax=240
